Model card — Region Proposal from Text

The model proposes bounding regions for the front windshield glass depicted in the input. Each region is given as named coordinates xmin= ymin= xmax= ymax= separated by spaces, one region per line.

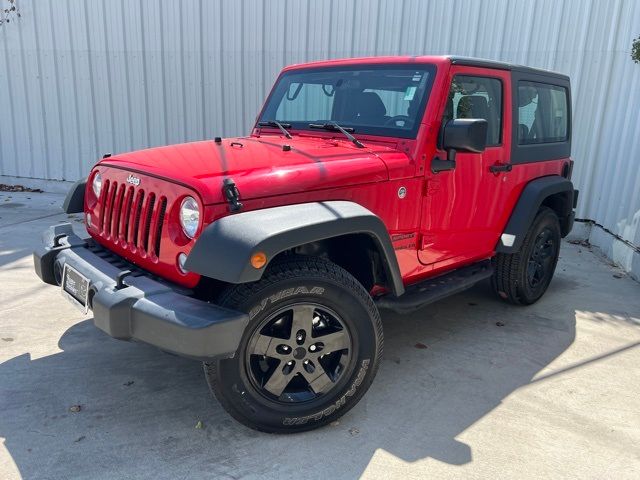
xmin=258 ymin=64 xmax=436 ymax=139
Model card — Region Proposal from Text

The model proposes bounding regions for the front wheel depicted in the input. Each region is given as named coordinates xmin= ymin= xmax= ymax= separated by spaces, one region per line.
xmin=205 ymin=255 xmax=383 ymax=433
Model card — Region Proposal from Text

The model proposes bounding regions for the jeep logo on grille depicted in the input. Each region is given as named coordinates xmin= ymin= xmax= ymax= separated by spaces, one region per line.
xmin=126 ymin=174 xmax=141 ymax=186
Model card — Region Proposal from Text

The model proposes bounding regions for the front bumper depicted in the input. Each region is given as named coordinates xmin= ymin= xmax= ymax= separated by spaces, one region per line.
xmin=33 ymin=223 xmax=248 ymax=361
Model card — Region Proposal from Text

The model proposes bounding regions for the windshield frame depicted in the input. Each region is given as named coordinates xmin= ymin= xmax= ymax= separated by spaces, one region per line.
xmin=256 ymin=63 xmax=438 ymax=140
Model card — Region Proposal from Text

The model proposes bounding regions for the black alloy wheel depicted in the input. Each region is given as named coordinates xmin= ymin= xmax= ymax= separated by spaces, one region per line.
xmin=245 ymin=303 xmax=352 ymax=403
xmin=526 ymin=227 xmax=558 ymax=289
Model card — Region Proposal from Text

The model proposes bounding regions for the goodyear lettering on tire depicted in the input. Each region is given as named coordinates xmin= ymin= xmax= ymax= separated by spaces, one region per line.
xmin=249 ymin=286 xmax=325 ymax=319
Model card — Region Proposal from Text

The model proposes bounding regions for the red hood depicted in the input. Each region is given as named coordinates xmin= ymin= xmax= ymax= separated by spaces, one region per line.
xmin=100 ymin=135 xmax=403 ymax=204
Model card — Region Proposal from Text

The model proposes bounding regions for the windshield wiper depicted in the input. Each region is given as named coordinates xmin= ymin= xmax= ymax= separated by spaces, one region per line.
xmin=308 ymin=122 xmax=365 ymax=148
xmin=257 ymin=120 xmax=292 ymax=139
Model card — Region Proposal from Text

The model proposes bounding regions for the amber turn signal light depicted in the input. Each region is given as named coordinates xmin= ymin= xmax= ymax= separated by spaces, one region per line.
xmin=250 ymin=252 xmax=267 ymax=269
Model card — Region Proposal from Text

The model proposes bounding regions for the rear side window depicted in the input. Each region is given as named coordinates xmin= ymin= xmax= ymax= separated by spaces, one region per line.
xmin=442 ymin=75 xmax=503 ymax=146
xmin=518 ymin=82 xmax=568 ymax=144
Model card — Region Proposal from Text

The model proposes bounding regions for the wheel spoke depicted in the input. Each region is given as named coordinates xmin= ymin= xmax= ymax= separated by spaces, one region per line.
xmin=290 ymin=305 xmax=315 ymax=339
xmin=315 ymin=329 xmax=349 ymax=353
xmin=535 ymin=264 xmax=544 ymax=282
xmin=527 ymin=261 xmax=538 ymax=285
xmin=540 ymin=243 xmax=554 ymax=259
xmin=252 ymin=334 xmax=281 ymax=358
xmin=263 ymin=365 xmax=292 ymax=397
xmin=300 ymin=365 xmax=334 ymax=395
xmin=536 ymin=231 xmax=546 ymax=245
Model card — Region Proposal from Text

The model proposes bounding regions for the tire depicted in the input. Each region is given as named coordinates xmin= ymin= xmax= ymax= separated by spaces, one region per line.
xmin=204 ymin=255 xmax=383 ymax=433
xmin=492 ymin=207 xmax=561 ymax=305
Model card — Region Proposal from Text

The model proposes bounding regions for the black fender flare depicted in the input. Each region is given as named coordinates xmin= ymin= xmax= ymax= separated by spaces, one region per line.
xmin=184 ymin=201 xmax=405 ymax=296
xmin=62 ymin=178 xmax=87 ymax=214
xmin=497 ymin=175 xmax=576 ymax=254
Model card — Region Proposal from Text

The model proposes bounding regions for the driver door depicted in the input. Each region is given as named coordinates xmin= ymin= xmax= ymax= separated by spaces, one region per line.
xmin=418 ymin=66 xmax=512 ymax=271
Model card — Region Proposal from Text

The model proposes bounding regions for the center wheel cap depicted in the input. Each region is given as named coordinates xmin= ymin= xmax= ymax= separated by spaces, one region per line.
xmin=293 ymin=347 xmax=306 ymax=360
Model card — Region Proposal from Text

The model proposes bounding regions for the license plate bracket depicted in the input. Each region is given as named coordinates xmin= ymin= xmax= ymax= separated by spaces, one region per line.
xmin=61 ymin=264 xmax=90 ymax=313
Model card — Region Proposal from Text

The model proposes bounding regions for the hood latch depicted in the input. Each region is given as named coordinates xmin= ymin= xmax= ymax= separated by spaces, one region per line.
xmin=222 ymin=178 xmax=243 ymax=213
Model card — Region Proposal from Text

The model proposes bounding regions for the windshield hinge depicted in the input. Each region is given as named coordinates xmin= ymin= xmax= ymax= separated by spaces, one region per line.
xmin=222 ymin=178 xmax=243 ymax=213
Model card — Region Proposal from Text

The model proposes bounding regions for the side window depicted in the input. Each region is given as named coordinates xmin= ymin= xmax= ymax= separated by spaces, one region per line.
xmin=518 ymin=82 xmax=568 ymax=144
xmin=442 ymin=75 xmax=503 ymax=146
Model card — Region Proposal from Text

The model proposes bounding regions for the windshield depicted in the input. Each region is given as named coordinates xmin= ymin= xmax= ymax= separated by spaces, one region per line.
xmin=258 ymin=64 xmax=436 ymax=139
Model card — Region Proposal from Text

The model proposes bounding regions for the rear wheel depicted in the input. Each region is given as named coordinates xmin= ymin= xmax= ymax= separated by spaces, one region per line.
xmin=205 ymin=255 xmax=383 ymax=433
xmin=492 ymin=207 xmax=561 ymax=305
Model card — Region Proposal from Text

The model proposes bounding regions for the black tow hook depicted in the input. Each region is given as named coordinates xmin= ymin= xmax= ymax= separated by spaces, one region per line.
xmin=222 ymin=178 xmax=243 ymax=213
xmin=115 ymin=270 xmax=132 ymax=290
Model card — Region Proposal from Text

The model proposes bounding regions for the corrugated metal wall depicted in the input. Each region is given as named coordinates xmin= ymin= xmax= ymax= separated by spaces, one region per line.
xmin=1 ymin=0 xmax=639 ymax=249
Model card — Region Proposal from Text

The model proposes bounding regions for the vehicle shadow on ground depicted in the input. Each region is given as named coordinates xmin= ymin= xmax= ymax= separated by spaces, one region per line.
xmin=0 ymin=279 xmax=583 ymax=479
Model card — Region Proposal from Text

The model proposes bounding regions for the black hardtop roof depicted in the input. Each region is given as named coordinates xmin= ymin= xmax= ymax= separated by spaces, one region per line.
xmin=448 ymin=56 xmax=570 ymax=80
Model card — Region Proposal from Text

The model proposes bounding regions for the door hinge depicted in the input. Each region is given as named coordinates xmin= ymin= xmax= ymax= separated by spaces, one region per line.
xmin=425 ymin=179 xmax=440 ymax=195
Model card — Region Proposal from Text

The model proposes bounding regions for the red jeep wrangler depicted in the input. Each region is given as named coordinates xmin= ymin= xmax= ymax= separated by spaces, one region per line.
xmin=34 ymin=56 xmax=577 ymax=432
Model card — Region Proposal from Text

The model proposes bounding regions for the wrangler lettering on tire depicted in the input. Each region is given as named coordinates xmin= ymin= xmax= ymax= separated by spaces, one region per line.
xmin=283 ymin=359 xmax=370 ymax=426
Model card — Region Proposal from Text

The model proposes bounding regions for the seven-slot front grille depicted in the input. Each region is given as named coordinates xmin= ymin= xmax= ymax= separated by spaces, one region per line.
xmin=97 ymin=180 xmax=167 ymax=259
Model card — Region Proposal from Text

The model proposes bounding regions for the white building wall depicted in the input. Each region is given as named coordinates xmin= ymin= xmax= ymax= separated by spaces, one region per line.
xmin=1 ymin=0 xmax=639 ymax=272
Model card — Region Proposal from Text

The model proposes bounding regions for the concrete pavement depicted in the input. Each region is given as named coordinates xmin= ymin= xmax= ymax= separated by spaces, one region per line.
xmin=1 ymin=191 xmax=639 ymax=479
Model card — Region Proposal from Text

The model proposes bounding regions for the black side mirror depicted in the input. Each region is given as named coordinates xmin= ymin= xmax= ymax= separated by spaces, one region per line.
xmin=443 ymin=118 xmax=488 ymax=153
xmin=432 ymin=119 xmax=488 ymax=173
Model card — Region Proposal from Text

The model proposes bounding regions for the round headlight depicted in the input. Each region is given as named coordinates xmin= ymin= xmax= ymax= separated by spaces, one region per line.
xmin=92 ymin=172 xmax=102 ymax=197
xmin=179 ymin=196 xmax=200 ymax=239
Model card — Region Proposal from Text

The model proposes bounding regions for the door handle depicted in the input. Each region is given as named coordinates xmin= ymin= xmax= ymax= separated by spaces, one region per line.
xmin=489 ymin=163 xmax=512 ymax=173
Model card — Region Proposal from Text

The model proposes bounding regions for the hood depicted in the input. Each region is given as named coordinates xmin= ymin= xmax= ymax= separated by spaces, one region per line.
xmin=100 ymin=135 xmax=399 ymax=204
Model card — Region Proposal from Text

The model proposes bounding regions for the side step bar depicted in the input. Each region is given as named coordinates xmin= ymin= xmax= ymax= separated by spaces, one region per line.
xmin=376 ymin=260 xmax=494 ymax=313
